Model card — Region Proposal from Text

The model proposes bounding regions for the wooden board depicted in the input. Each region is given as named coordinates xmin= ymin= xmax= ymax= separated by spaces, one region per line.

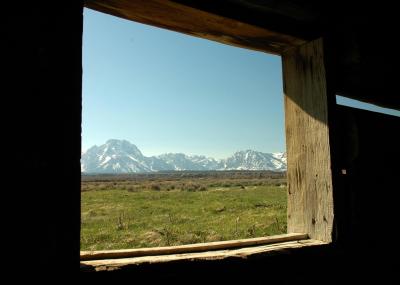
xmin=81 ymin=233 xmax=307 ymax=261
xmin=282 ymin=38 xmax=334 ymax=242
xmin=81 ymin=239 xmax=325 ymax=271
xmin=85 ymin=0 xmax=306 ymax=54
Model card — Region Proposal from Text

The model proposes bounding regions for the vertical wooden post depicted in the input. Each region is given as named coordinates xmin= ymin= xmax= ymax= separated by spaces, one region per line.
xmin=282 ymin=38 xmax=334 ymax=242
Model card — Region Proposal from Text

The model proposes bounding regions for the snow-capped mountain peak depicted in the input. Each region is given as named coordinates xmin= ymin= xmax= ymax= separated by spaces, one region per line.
xmin=220 ymin=150 xmax=286 ymax=171
xmin=81 ymin=139 xmax=287 ymax=173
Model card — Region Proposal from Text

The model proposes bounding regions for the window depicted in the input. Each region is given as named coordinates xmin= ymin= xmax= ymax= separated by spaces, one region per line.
xmin=81 ymin=0 xmax=334 ymax=271
xmin=336 ymin=95 xmax=400 ymax=117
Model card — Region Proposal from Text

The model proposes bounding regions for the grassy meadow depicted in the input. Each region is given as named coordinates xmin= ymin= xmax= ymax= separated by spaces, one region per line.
xmin=81 ymin=171 xmax=287 ymax=250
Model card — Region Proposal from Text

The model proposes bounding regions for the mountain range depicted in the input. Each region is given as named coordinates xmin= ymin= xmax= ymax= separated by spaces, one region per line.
xmin=81 ymin=139 xmax=287 ymax=173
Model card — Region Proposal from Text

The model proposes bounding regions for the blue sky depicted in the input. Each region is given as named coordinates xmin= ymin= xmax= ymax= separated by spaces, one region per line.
xmin=82 ymin=8 xmax=285 ymax=159
xmin=82 ymin=8 xmax=399 ymax=158
xmin=336 ymin=96 xmax=400 ymax=117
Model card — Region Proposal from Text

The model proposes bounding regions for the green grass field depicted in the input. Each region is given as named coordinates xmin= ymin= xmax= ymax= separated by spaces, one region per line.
xmin=81 ymin=186 xmax=287 ymax=250
xmin=81 ymin=172 xmax=287 ymax=250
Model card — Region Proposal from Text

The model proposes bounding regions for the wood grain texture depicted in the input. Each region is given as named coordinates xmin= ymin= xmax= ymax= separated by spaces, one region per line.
xmin=85 ymin=0 xmax=306 ymax=54
xmin=81 ymin=239 xmax=325 ymax=271
xmin=81 ymin=233 xmax=307 ymax=261
xmin=282 ymin=38 xmax=334 ymax=242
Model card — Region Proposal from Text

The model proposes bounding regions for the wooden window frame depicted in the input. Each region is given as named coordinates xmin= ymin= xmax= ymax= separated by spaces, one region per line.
xmin=80 ymin=0 xmax=334 ymax=271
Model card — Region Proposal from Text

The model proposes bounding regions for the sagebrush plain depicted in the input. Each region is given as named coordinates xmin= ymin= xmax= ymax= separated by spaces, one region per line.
xmin=81 ymin=171 xmax=287 ymax=250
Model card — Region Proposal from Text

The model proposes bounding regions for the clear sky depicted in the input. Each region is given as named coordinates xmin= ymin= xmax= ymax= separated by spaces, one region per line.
xmin=82 ymin=8 xmax=399 ymax=159
xmin=82 ymin=8 xmax=285 ymax=159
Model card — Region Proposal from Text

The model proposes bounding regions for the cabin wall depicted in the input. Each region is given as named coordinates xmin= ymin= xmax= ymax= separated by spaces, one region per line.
xmin=332 ymin=106 xmax=400 ymax=249
xmin=3 ymin=0 xmax=399 ymax=282
xmin=4 ymin=1 xmax=83 ymax=275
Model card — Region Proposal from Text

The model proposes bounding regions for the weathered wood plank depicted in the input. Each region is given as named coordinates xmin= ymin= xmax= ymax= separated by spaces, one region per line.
xmin=85 ymin=0 xmax=306 ymax=54
xmin=81 ymin=233 xmax=307 ymax=261
xmin=81 ymin=239 xmax=325 ymax=271
xmin=282 ymin=38 xmax=334 ymax=242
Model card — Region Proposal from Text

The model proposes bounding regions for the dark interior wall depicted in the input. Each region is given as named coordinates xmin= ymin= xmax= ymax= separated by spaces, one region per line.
xmin=3 ymin=0 xmax=399 ymax=282
xmin=4 ymin=1 xmax=83 ymax=276
xmin=323 ymin=2 xmax=399 ymax=111
xmin=333 ymin=106 xmax=400 ymax=249
xmin=330 ymin=106 xmax=400 ymax=282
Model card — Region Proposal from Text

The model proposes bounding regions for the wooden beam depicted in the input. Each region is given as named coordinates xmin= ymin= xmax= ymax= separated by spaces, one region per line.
xmin=81 ymin=233 xmax=308 ymax=261
xmin=175 ymin=0 xmax=323 ymax=23
xmin=282 ymin=38 xmax=334 ymax=242
xmin=85 ymin=0 xmax=306 ymax=54
xmin=81 ymin=239 xmax=325 ymax=271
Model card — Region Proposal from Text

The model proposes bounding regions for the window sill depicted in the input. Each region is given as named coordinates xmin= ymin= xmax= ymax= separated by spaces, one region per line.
xmin=80 ymin=233 xmax=326 ymax=272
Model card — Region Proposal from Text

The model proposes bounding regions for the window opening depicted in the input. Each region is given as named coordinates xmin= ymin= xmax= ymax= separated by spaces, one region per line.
xmin=81 ymin=8 xmax=287 ymax=251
